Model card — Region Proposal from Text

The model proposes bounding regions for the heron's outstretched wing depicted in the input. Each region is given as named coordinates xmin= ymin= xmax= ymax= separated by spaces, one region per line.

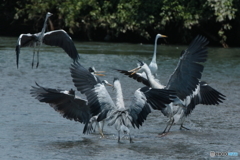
xmin=115 ymin=69 xmax=150 ymax=87
xmin=185 ymin=81 xmax=226 ymax=116
xmin=30 ymin=82 xmax=90 ymax=124
xmin=128 ymin=87 xmax=176 ymax=128
xmin=16 ymin=33 xmax=38 ymax=68
xmin=70 ymin=63 xmax=116 ymax=120
xmin=166 ymin=35 xmax=209 ymax=100
xmin=43 ymin=29 xmax=80 ymax=62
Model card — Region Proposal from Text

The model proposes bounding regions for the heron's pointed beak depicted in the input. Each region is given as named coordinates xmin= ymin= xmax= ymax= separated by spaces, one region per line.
xmin=128 ymin=67 xmax=140 ymax=72
xmin=128 ymin=67 xmax=141 ymax=75
xmin=161 ymin=34 xmax=167 ymax=38
xmin=95 ymin=73 xmax=105 ymax=76
xmin=94 ymin=71 xmax=105 ymax=76
xmin=105 ymin=82 xmax=113 ymax=87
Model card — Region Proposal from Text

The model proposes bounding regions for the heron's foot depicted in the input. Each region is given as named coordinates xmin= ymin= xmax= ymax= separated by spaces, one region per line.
xmin=99 ymin=131 xmax=105 ymax=138
xmin=36 ymin=62 xmax=39 ymax=68
xmin=158 ymin=132 xmax=169 ymax=137
xmin=130 ymin=138 xmax=134 ymax=143
xmin=180 ymin=125 xmax=190 ymax=130
xmin=117 ymin=137 xmax=123 ymax=144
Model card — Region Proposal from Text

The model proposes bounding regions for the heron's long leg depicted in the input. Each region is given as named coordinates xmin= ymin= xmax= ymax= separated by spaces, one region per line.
xmin=117 ymin=130 xmax=121 ymax=143
xmin=161 ymin=123 xmax=170 ymax=134
xmin=93 ymin=121 xmax=97 ymax=132
xmin=98 ymin=122 xmax=105 ymax=138
xmin=36 ymin=46 xmax=40 ymax=68
xmin=101 ymin=120 xmax=105 ymax=133
xmin=129 ymin=133 xmax=133 ymax=143
xmin=159 ymin=119 xmax=174 ymax=136
xmin=166 ymin=120 xmax=174 ymax=133
xmin=32 ymin=44 xmax=36 ymax=68
xmin=180 ymin=124 xmax=190 ymax=130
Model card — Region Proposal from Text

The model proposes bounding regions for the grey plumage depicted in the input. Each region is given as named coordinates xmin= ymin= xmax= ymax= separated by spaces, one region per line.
xmin=30 ymin=66 xmax=108 ymax=136
xmin=70 ymin=62 xmax=176 ymax=142
xmin=16 ymin=12 xmax=80 ymax=68
xmin=30 ymin=82 xmax=91 ymax=132
xmin=116 ymin=35 xmax=225 ymax=134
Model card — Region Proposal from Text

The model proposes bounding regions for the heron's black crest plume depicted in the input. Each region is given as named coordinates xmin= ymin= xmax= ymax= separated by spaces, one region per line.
xmin=88 ymin=67 xmax=96 ymax=73
xmin=113 ymin=77 xmax=119 ymax=82
xmin=137 ymin=60 xmax=144 ymax=66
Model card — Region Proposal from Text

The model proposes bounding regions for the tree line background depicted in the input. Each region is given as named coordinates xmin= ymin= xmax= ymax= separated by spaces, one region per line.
xmin=1 ymin=0 xmax=239 ymax=47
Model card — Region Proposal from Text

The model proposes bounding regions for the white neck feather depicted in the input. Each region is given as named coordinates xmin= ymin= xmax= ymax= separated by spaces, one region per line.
xmin=40 ymin=14 xmax=50 ymax=35
xmin=114 ymin=80 xmax=125 ymax=109
xmin=142 ymin=65 xmax=164 ymax=89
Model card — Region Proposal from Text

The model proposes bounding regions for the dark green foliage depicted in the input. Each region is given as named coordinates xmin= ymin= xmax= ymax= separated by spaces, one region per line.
xmin=1 ymin=0 xmax=239 ymax=46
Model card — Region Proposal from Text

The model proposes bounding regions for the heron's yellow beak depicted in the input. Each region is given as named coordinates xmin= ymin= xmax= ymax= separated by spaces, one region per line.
xmin=161 ymin=34 xmax=167 ymax=38
xmin=106 ymin=82 xmax=113 ymax=87
xmin=128 ymin=67 xmax=141 ymax=75
xmin=94 ymin=71 xmax=105 ymax=76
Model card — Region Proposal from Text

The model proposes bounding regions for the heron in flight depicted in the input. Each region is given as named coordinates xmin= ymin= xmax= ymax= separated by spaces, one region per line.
xmin=16 ymin=12 xmax=80 ymax=68
xmin=30 ymin=67 xmax=108 ymax=137
xmin=117 ymin=35 xmax=225 ymax=135
xmin=70 ymin=62 xmax=176 ymax=143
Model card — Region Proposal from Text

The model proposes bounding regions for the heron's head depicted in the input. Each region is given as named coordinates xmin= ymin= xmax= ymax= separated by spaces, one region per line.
xmin=69 ymin=89 xmax=75 ymax=95
xmin=88 ymin=66 xmax=96 ymax=73
xmin=102 ymin=80 xmax=113 ymax=87
xmin=128 ymin=60 xmax=146 ymax=75
xmin=89 ymin=66 xmax=105 ymax=76
xmin=156 ymin=34 xmax=167 ymax=39
xmin=46 ymin=12 xmax=53 ymax=18
xmin=113 ymin=77 xmax=120 ymax=84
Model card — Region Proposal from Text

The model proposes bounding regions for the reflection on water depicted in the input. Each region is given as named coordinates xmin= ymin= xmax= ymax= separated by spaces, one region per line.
xmin=0 ymin=36 xmax=239 ymax=160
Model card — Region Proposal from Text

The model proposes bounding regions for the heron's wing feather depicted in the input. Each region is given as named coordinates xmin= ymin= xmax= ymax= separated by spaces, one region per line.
xmin=70 ymin=63 xmax=116 ymax=120
xmin=185 ymin=81 xmax=226 ymax=116
xmin=143 ymin=87 xmax=176 ymax=110
xmin=115 ymin=69 xmax=150 ymax=87
xmin=128 ymin=87 xmax=176 ymax=128
xmin=127 ymin=88 xmax=152 ymax=128
xmin=70 ymin=63 xmax=100 ymax=94
xmin=16 ymin=33 xmax=36 ymax=48
xmin=43 ymin=29 xmax=80 ymax=61
xmin=30 ymin=83 xmax=90 ymax=124
xmin=166 ymin=35 xmax=209 ymax=100
xmin=15 ymin=33 xmax=37 ymax=68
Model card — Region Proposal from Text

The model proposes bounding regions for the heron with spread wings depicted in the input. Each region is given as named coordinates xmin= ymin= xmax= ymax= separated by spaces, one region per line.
xmin=70 ymin=62 xmax=176 ymax=143
xmin=117 ymin=35 xmax=225 ymax=135
xmin=16 ymin=12 xmax=80 ymax=68
xmin=30 ymin=67 xmax=108 ymax=137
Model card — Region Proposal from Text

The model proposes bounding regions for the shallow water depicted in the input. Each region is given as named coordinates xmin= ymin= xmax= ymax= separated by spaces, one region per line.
xmin=0 ymin=36 xmax=239 ymax=159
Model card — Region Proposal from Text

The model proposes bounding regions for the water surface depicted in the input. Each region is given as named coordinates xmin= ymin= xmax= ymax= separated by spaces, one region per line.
xmin=0 ymin=36 xmax=239 ymax=159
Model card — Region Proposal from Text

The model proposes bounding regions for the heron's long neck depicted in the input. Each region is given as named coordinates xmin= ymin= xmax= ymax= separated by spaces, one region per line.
xmin=40 ymin=15 xmax=49 ymax=35
xmin=143 ymin=66 xmax=164 ymax=89
xmin=114 ymin=81 xmax=125 ymax=109
xmin=151 ymin=36 xmax=159 ymax=63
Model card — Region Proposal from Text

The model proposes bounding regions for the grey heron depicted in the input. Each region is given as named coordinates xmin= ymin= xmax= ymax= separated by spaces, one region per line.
xmin=117 ymin=35 xmax=225 ymax=135
xmin=16 ymin=12 xmax=80 ymax=68
xmin=30 ymin=67 xmax=108 ymax=137
xmin=70 ymin=62 xmax=176 ymax=143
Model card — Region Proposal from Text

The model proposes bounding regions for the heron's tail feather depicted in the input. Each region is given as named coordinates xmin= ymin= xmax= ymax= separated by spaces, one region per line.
xmin=83 ymin=116 xmax=99 ymax=134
